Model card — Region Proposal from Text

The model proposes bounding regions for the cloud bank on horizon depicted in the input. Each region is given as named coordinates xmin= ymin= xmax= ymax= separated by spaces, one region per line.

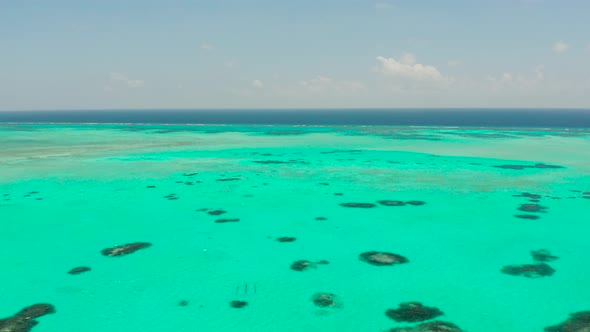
xmin=0 ymin=0 xmax=589 ymax=110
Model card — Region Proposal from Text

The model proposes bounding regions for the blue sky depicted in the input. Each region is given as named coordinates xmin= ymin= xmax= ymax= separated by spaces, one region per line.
xmin=1 ymin=0 xmax=589 ymax=110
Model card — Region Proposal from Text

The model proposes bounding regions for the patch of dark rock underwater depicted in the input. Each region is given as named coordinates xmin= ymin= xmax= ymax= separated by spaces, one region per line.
xmin=0 ymin=304 xmax=56 ymax=332
xmin=101 ymin=242 xmax=152 ymax=257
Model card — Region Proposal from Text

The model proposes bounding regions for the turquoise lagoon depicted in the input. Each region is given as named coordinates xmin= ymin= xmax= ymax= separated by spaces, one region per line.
xmin=1 ymin=124 xmax=589 ymax=332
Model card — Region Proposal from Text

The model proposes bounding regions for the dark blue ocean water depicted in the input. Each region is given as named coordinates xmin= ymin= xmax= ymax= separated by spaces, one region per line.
xmin=1 ymin=109 xmax=590 ymax=127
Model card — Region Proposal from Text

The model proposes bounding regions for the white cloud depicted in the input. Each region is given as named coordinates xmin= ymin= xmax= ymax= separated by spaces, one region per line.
xmin=225 ymin=60 xmax=237 ymax=68
xmin=399 ymin=53 xmax=417 ymax=65
xmin=252 ymin=80 xmax=264 ymax=88
xmin=299 ymin=75 xmax=365 ymax=94
xmin=201 ymin=43 xmax=215 ymax=51
xmin=533 ymin=65 xmax=544 ymax=80
xmin=375 ymin=54 xmax=452 ymax=88
xmin=109 ymin=72 xmax=144 ymax=88
xmin=447 ymin=60 xmax=462 ymax=67
xmin=553 ymin=41 xmax=569 ymax=53
xmin=375 ymin=2 xmax=396 ymax=10
xmin=485 ymin=66 xmax=544 ymax=91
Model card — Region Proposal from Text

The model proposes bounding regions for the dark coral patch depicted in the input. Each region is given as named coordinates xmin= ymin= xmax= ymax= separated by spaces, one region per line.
xmin=333 ymin=193 xmax=343 ymax=196
xmin=388 ymin=321 xmax=464 ymax=332
xmin=101 ymin=242 xmax=152 ymax=257
xmin=531 ymin=249 xmax=559 ymax=262
xmin=178 ymin=300 xmax=189 ymax=307
xmin=544 ymin=311 xmax=590 ymax=332
xmin=385 ymin=302 xmax=444 ymax=323
xmin=340 ymin=203 xmax=377 ymax=208
xmin=359 ymin=251 xmax=409 ymax=266
xmin=416 ymin=321 xmax=463 ymax=332
xmin=0 ymin=316 xmax=38 ymax=332
xmin=501 ymin=263 xmax=555 ymax=278
xmin=534 ymin=163 xmax=565 ymax=169
xmin=0 ymin=304 xmax=56 ymax=332
xmin=163 ymin=194 xmax=179 ymax=200
xmin=68 ymin=267 xmax=91 ymax=275
xmin=406 ymin=201 xmax=426 ymax=206
xmin=146 ymin=185 xmax=156 ymax=188
xmin=215 ymin=218 xmax=240 ymax=223
xmin=321 ymin=149 xmax=363 ymax=154
xmin=514 ymin=192 xmax=542 ymax=199
xmin=315 ymin=217 xmax=328 ymax=221
xmin=514 ymin=214 xmax=540 ymax=220
xmin=253 ymin=160 xmax=310 ymax=165
xmin=494 ymin=163 xmax=564 ymax=170
xmin=290 ymin=260 xmax=327 ymax=271
xmin=217 ymin=178 xmax=241 ymax=182
xmin=291 ymin=260 xmax=313 ymax=271
xmin=230 ymin=301 xmax=248 ymax=309
xmin=311 ymin=292 xmax=340 ymax=308
xmin=495 ymin=165 xmax=528 ymax=170
xmin=208 ymin=210 xmax=227 ymax=216
xmin=378 ymin=200 xmax=406 ymax=207
xmin=518 ymin=203 xmax=548 ymax=213
xmin=277 ymin=237 xmax=296 ymax=242
xmin=15 ymin=304 xmax=56 ymax=320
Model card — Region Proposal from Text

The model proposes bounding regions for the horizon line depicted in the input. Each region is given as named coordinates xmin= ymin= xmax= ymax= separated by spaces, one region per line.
xmin=2 ymin=107 xmax=590 ymax=112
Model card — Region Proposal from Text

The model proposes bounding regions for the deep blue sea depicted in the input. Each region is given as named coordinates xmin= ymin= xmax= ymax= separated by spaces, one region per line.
xmin=1 ymin=109 xmax=590 ymax=127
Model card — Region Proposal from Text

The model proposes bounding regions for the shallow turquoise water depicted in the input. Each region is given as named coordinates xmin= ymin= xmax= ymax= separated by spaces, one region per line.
xmin=1 ymin=124 xmax=589 ymax=332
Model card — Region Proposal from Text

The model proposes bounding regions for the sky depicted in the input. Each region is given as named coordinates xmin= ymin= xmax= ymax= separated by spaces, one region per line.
xmin=1 ymin=0 xmax=589 ymax=110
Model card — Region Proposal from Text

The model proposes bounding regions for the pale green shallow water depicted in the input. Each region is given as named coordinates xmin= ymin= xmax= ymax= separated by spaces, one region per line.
xmin=1 ymin=124 xmax=590 ymax=332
